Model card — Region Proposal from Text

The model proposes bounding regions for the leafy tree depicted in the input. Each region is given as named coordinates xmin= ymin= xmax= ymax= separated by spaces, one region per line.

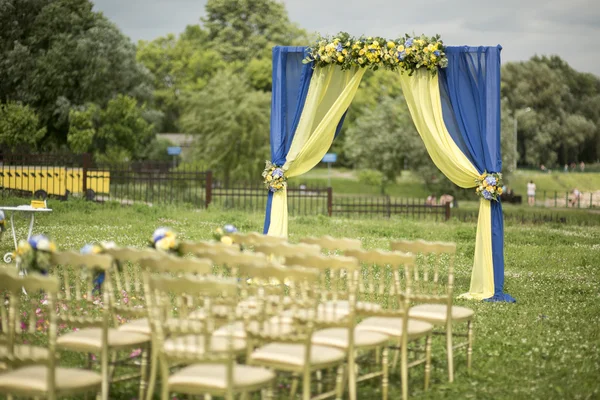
xmin=202 ymin=0 xmax=306 ymax=62
xmin=0 ymin=102 xmax=46 ymax=151
xmin=180 ymin=70 xmax=270 ymax=184
xmin=67 ymin=95 xmax=155 ymax=163
xmin=344 ymin=96 xmax=424 ymax=194
xmin=0 ymin=0 xmax=153 ymax=146
xmin=137 ymin=29 xmax=225 ymax=132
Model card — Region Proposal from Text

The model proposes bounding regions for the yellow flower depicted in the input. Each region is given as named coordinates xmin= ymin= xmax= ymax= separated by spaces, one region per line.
xmin=342 ymin=49 xmax=348 ymax=55
xmin=431 ymin=55 xmax=437 ymax=62
xmin=337 ymin=55 xmax=344 ymax=62
xmin=397 ymin=45 xmax=405 ymax=52
xmin=427 ymin=44 xmax=435 ymax=52
xmin=220 ymin=236 xmax=233 ymax=246
xmin=497 ymin=187 xmax=503 ymax=194
xmin=359 ymin=49 xmax=366 ymax=56
xmin=266 ymin=175 xmax=273 ymax=182
xmin=358 ymin=57 xmax=364 ymax=64
xmin=387 ymin=41 xmax=396 ymax=49
xmin=405 ymin=47 xmax=412 ymax=54
xmin=424 ymin=47 xmax=430 ymax=53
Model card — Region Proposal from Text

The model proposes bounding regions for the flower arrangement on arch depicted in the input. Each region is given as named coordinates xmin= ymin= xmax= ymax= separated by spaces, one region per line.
xmin=303 ymin=32 xmax=447 ymax=76
xmin=150 ymin=227 xmax=182 ymax=255
xmin=15 ymin=234 xmax=57 ymax=275
xmin=262 ymin=161 xmax=287 ymax=193
xmin=475 ymin=172 xmax=503 ymax=201
xmin=212 ymin=224 xmax=238 ymax=246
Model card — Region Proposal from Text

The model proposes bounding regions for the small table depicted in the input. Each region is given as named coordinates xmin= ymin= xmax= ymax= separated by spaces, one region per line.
xmin=1 ymin=206 xmax=52 ymax=263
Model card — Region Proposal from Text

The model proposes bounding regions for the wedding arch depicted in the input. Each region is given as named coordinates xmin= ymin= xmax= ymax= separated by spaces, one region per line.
xmin=261 ymin=34 xmax=514 ymax=303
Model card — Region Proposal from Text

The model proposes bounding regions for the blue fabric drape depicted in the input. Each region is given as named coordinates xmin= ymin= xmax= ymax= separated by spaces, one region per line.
xmin=263 ymin=47 xmax=350 ymax=234
xmin=439 ymin=46 xmax=515 ymax=302
xmin=263 ymin=46 xmax=314 ymax=233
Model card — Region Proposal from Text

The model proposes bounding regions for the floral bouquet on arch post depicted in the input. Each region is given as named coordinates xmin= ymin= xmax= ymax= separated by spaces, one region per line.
xmin=475 ymin=172 xmax=503 ymax=201
xmin=262 ymin=161 xmax=287 ymax=193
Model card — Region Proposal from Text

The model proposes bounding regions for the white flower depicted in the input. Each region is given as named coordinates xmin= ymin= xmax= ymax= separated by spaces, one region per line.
xmin=35 ymin=237 xmax=51 ymax=251
xmin=100 ymin=241 xmax=116 ymax=249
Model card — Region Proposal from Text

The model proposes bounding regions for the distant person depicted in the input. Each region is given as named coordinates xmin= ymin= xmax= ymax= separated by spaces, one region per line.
xmin=579 ymin=161 xmax=585 ymax=172
xmin=527 ymin=180 xmax=536 ymax=206
xmin=564 ymin=164 xmax=569 ymax=173
xmin=570 ymin=188 xmax=581 ymax=207
xmin=439 ymin=194 xmax=454 ymax=208
xmin=570 ymin=162 xmax=576 ymax=171
xmin=540 ymin=164 xmax=547 ymax=173
xmin=425 ymin=194 xmax=437 ymax=206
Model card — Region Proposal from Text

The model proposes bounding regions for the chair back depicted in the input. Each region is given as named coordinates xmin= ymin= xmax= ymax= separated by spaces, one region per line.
xmin=300 ymin=236 xmax=362 ymax=253
xmin=389 ymin=239 xmax=456 ymax=304
xmin=344 ymin=249 xmax=415 ymax=315
xmin=178 ymin=240 xmax=240 ymax=256
xmin=146 ymin=275 xmax=239 ymax=369
xmin=229 ymin=232 xmax=286 ymax=248
xmin=254 ymin=242 xmax=321 ymax=264
xmin=0 ymin=271 xmax=60 ymax=373
xmin=50 ymin=251 xmax=113 ymax=331
xmin=190 ymin=248 xmax=268 ymax=278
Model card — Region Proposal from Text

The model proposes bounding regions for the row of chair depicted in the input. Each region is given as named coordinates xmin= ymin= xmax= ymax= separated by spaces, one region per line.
xmin=0 ymin=232 xmax=474 ymax=400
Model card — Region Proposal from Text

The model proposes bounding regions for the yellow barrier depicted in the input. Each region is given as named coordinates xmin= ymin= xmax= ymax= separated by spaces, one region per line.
xmin=0 ymin=166 xmax=110 ymax=198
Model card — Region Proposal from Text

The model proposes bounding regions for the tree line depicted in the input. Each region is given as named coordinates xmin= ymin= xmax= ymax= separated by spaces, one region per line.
xmin=1 ymin=0 xmax=599 ymax=191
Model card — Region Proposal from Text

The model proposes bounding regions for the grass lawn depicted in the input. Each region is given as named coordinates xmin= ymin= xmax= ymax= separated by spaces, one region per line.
xmin=0 ymin=197 xmax=599 ymax=399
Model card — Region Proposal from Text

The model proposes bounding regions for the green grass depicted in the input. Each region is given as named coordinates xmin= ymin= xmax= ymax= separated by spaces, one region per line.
xmin=1 ymin=198 xmax=599 ymax=399
xmin=302 ymin=168 xmax=600 ymax=202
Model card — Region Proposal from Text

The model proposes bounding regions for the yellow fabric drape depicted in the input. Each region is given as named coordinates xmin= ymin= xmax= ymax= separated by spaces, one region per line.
xmin=398 ymin=69 xmax=494 ymax=300
xmin=267 ymin=65 xmax=366 ymax=237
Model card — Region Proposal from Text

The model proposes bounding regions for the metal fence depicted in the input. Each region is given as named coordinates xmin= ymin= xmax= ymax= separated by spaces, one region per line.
xmin=332 ymin=196 xmax=451 ymax=221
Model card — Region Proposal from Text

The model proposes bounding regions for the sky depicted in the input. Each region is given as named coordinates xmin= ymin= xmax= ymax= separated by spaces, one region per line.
xmin=92 ymin=0 xmax=600 ymax=76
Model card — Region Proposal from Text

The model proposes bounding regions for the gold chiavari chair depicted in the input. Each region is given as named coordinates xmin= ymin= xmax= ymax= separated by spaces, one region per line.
xmin=50 ymin=251 xmax=150 ymax=400
xmin=390 ymin=239 xmax=473 ymax=382
xmin=286 ymin=253 xmax=390 ymax=400
xmin=138 ymin=252 xmax=216 ymax=400
xmin=246 ymin=263 xmax=346 ymax=400
xmin=345 ymin=249 xmax=433 ymax=400
xmin=0 ymin=272 xmax=102 ymax=399
xmin=254 ymin=242 xmax=322 ymax=263
xmin=146 ymin=274 xmax=276 ymax=400
xmin=300 ymin=236 xmax=362 ymax=254
xmin=178 ymin=240 xmax=242 ymax=256
xmin=229 ymin=232 xmax=287 ymax=248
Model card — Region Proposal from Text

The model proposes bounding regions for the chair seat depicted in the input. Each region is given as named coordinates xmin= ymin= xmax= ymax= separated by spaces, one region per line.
xmin=0 ymin=365 xmax=101 ymax=395
xmin=213 ymin=319 xmax=294 ymax=339
xmin=357 ymin=317 xmax=433 ymax=339
xmin=118 ymin=318 xmax=151 ymax=335
xmin=312 ymin=328 xmax=389 ymax=349
xmin=169 ymin=363 xmax=275 ymax=392
xmin=409 ymin=304 xmax=474 ymax=324
xmin=0 ymin=344 xmax=50 ymax=363
xmin=250 ymin=343 xmax=345 ymax=369
xmin=324 ymin=300 xmax=382 ymax=313
xmin=164 ymin=335 xmax=246 ymax=355
xmin=57 ymin=328 xmax=149 ymax=352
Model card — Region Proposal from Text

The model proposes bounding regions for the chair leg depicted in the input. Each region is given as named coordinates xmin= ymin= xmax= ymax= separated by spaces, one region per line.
xmin=160 ymin=359 xmax=170 ymax=400
xmin=467 ymin=320 xmax=473 ymax=371
xmin=315 ymin=369 xmax=323 ymax=394
xmin=139 ymin=346 xmax=150 ymax=400
xmin=101 ymin=352 xmax=109 ymax=400
xmin=334 ymin=365 xmax=345 ymax=400
xmin=263 ymin=378 xmax=276 ymax=400
xmin=424 ymin=335 xmax=432 ymax=390
xmin=400 ymin=343 xmax=408 ymax=400
xmin=289 ymin=374 xmax=299 ymax=400
xmin=302 ymin=369 xmax=311 ymax=400
xmin=146 ymin=346 xmax=158 ymax=400
xmin=381 ymin=347 xmax=389 ymax=400
xmin=347 ymin=350 xmax=357 ymax=400
xmin=446 ymin=328 xmax=454 ymax=383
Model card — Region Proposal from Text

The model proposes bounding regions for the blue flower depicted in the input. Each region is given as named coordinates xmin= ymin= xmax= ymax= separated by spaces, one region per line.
xmin=485 ymin=176 xmax=497 ymax=186
xmin=223 ymin=224 xmax=238 ymax=234
xmin=272 ymin=168 xmax=284 ymax=178
xmin=405 ymin=38 xmax=414 ymax=47
xmin=397 ymin=51 xmax=406 ymax=61
xmin=80 ymin=244 xmax=96 ymax=255
xmin=29 ymin=234 xmax=51 ymax=251
xmin=335 ymin=43 xmax=343 ymax=52
xmin=0 ymin=210 xmax=5 ymax=222
xmin=483 ymin=190 xmax=492 ymax=200
xmin=434 ymin=50 xmax=440 ymax=56
xmin=152 ymin=227 xmax=170 ymax=243
xmin=269 ymin=186 xmax=277 ymax=193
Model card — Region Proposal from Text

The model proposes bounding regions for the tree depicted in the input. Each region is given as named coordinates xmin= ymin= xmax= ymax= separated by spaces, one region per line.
xmin=67 ymin=95 xmax=155 ymax=163
xmin=344 ymin=95 xmax=425 ymax=194
xmin=0 ymin=102 xmax=46 ymax=151
xmin=180 ymin=70 xmax=270 ymax=184
xmin=0 ymin=0 xmax=153 ymax=147
xmin=202 ymin=0 xmax=306 ymax=62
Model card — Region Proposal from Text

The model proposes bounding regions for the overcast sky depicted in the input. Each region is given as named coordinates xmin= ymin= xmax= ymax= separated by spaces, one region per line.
xmin=92 ymin=0 xmax=600 ymax=76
